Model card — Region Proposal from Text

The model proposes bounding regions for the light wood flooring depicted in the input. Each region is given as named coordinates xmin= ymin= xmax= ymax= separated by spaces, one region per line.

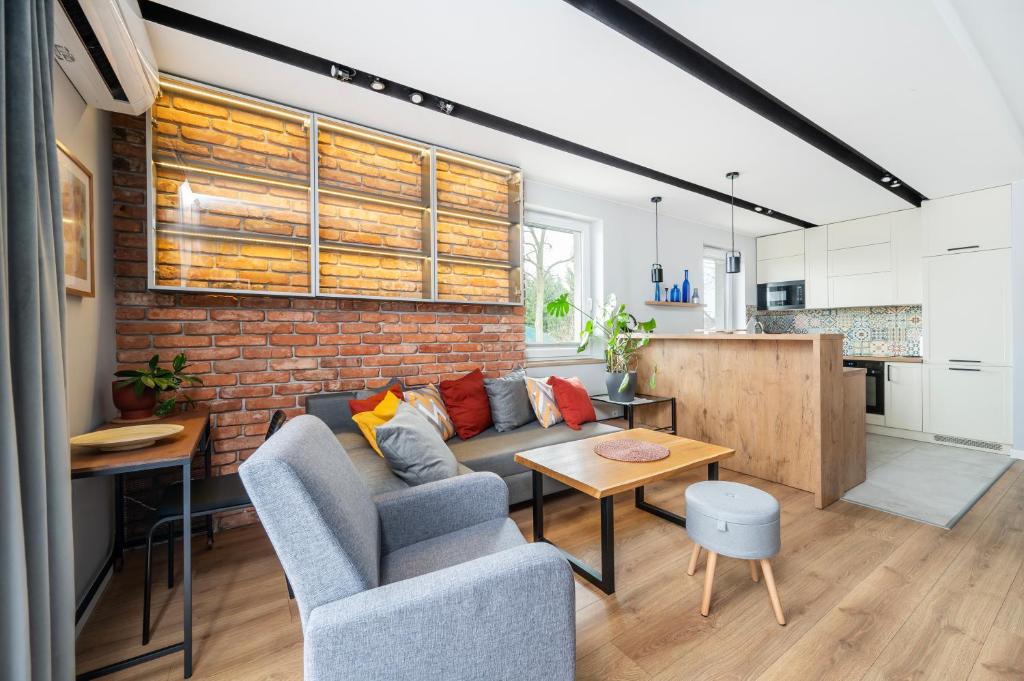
xmin=76 ymin=460 xmax=1024 ymax=680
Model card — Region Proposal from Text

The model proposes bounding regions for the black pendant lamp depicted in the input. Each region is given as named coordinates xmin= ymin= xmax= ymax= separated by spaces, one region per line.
xmin=726 ymin=172 xmax=742 ymax=274
xmin=650 ymin=196 xmax=664 ymax=293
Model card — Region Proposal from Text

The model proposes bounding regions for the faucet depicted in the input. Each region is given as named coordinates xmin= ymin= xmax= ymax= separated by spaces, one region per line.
xmin=754 ymin=321 xmax=765 ymax=334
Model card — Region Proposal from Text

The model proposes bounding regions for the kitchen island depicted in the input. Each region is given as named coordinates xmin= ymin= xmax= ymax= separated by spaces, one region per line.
xmin=635 ymin=333 xmax=866 ymax=508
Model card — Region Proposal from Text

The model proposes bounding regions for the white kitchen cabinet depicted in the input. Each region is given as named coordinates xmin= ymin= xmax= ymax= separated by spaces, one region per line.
xmin=923 ymin=363 xmax=1012 ymax=444
xmin=828 ymin=242 xmax=892 ymax=277
xmin=804 ymin=225 xmax=828 ymax=308
xmin=756 ymin=230 xmax=804 ymax=261
xmin=829 ymin=272 xmax=895 ymax=308
xmin=828 ymin=214 xmax=892 ymax=250
xmin=892 ymin=208 xmax=922 ymax=304
xmin=923 ymin=249 xmax=1012 ymax=365
xmin=884 ymin=362 xmax=922 ymax=431
xmin=756 ymin=254 xmax=804 ymax=285
xmin=921 ymin=185 xmax=1011 ymax=256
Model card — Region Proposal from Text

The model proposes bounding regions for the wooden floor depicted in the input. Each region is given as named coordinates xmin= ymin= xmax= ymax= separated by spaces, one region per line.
xmin=77 ymin=460 xmax=1024 ymax=681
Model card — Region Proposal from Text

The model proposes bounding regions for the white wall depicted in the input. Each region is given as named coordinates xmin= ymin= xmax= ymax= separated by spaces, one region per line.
xmin=53 ymin=67 xmax=117 ymax=608
xmin=1012 ymin=180 xmax=1024 ymax=456
xmin=524 ymin=180 xmax=757 ymax=335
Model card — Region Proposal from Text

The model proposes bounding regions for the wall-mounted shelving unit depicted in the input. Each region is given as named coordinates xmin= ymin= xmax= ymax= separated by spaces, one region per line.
xmin=645 ymin=301 xmax=705 ymax=308
xmin=147 ymin=76 xmax=523 ymax=304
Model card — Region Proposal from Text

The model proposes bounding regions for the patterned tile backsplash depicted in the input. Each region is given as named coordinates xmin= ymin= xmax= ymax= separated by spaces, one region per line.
xmin=747 ymin=305 xmax=923 ymax=357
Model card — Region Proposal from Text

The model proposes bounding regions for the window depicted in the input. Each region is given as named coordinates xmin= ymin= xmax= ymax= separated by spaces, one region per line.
xmin=523 ymin=210 xmax=591 ymax=355
xmin=703 ymin=247 xmax=728 ymax=329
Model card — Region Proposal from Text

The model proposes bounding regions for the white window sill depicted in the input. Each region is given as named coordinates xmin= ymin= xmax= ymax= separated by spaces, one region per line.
xmin=525 ymin=356 xmax=606 ymax=369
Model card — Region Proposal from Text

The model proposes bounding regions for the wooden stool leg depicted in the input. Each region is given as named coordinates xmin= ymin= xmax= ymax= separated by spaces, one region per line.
xmin=687 ymin=543 xmax=701 ymax=576
xmin=700 ymin=551 xmax=718 ymax=616
xmin=749 ymin=560 xmax=760 ymax=582
xmin=759 ymin=560 xmax=786 ymax=625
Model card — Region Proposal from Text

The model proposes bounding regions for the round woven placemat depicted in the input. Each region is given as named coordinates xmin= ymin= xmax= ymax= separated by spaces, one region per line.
xmin=594 ymin=438 xmax=670 ymax=462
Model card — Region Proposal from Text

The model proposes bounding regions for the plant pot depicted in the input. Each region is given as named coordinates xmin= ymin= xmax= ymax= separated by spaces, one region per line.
xmin=111 ymin=381 xmax=157 ymax=420
xmin=605 ymin=371 xmax=638 ymax=403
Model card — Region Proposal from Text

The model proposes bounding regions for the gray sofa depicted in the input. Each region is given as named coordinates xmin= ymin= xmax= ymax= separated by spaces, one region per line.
xmin=306 ymin=390 xmax=621 ymax=503
xmin=239 ymin=415 xmax=576 ymax=681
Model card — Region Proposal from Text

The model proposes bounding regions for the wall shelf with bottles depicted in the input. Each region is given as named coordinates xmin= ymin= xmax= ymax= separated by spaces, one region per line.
xmin=147 ymin=76 xmax=522 ymax=304
xmin=644 ymin=301 xmax=705 ymax=308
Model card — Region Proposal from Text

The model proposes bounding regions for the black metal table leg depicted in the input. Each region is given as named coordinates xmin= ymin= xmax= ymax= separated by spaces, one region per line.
xmin=532 ymin=471 xmax=616 ymax=594
xmin=113 ymin=474 xmax=125 ymax=571
xmin=708 ymin=462 xmax=719 ymax=480
xmin=670 ymin=397 xmax=677 ymax=435
xmin=203 ymin=422 xmax=213 ymax=547
xmin=634 ymin=486 xmax=687 ymax=527
xmin=626 ymin=404 xmax=634 ymax=429
xmin=182 ymin=462 xmax=192 ymax=678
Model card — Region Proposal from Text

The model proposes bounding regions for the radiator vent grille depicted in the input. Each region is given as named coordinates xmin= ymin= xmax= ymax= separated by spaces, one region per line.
xmin=933 ymin=434 xmax=1004 ymax=452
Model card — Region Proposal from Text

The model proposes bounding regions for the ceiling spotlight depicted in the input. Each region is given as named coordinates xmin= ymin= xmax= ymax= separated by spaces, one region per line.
xmin=891 ymin=180 xmax=902 ymax=188
xmin=767 ymin=209 xmax=774 ymax=215
xmin=409 ymin=91 xmax=424 ymax=104
xmin=880 ymin=173 xmax=892 ymax=183
xmin=438 ymin=99 xmax=455 ymax=115
xmin=330 ymin=64 xmax=356 ymax=82
xmin=754 ymin=206 xmax=763 ymax=212
xmin=370 ymin=77 xmax=386 ymax=91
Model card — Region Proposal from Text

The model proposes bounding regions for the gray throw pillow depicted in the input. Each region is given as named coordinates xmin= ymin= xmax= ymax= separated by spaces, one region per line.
xmin=484 ymin=369 xmax=535 ymax=433
xmin=375 ymin=402 xmax=459 ymax=486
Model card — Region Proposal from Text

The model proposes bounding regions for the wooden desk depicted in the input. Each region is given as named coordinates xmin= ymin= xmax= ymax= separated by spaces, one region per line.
xmin=71 ymin=407 xmax=211 ymax=680
xmin=515 ymin=429 xmax=733 ymax=593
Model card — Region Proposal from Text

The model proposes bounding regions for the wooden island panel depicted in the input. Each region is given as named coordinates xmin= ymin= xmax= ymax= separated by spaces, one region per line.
xmin=635 ymin=333 xmax=864 ymax=508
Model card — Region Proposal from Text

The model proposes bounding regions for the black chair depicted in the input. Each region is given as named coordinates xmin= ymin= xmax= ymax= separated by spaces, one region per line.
xmin=142 ymin=410 xmax=289 ymax=644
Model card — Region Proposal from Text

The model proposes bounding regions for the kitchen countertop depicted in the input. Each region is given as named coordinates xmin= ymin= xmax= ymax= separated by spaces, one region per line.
xmin=843 ymin=355 xmax=923 ymax=363
xmin=635 ymin=333 xmax=844 ymax=341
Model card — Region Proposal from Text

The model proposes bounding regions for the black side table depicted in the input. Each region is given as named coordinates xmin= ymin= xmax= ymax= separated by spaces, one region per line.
xmin=590 ymin=393 xmax=677 ymax=434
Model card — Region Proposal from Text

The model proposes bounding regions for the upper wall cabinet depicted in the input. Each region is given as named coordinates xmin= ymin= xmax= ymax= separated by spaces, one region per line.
xmin=827 ymin=214 xmax=891 ymax=250
xmin=147 ymin=77 xmax=523 ymax=304
xmin=921 ymin=185 xmax=1011 ymax=256
xmin=756 ymin=230 xmax=804 ymax=284
xmin=803 ymin=226 xmax=828 ymax=308
xmin=891 ymin=209 xmax=922 ymax=304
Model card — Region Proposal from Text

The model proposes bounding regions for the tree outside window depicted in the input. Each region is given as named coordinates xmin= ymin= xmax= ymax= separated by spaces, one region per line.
xmin=523 ymin=224 xmax=578 ymax=345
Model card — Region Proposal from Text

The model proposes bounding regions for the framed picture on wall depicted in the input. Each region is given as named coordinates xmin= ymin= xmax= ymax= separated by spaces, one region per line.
xmin=57 ymin=140 xmax=94 ymax=297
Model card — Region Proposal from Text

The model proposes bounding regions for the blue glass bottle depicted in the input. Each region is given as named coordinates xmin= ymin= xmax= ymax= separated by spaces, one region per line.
xmin=669 ymin=284 xmax=681 ymax=302
xmin=681 ymin=269 xmax=691 ymax=303
xmin=654 ymin=282 xmax=661 ymax=301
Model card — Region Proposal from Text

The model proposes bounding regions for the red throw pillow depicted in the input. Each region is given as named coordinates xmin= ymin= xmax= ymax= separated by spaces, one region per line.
xmin=547 ymin=376 xmax=596 ymax=431
xmin=349 ymin=384 xmax=404 ymax=416
xmin=439 ymin=369 xmax=493 ymax=440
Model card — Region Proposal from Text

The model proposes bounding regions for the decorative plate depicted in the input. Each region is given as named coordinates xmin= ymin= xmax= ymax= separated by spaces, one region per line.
xmin=70 ymin=424 xmax=185 ymax=452
xmin=594 ymin=439 xmax=670 ymax=462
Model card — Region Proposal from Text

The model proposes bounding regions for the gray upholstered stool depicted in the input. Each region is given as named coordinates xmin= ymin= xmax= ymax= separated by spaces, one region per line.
xmin=684 ymin=481 xmax=785 ymax=625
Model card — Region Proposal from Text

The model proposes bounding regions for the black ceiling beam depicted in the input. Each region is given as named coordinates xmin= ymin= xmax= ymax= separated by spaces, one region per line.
xmin=564 ymin=0 xmax=926 ymax=208
xmin=138 ymin=0 xmax=815 ymax=228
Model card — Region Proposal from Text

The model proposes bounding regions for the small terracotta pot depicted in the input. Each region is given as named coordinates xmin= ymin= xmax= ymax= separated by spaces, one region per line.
xmin=111 ymin=380 xmax=157 ymax=420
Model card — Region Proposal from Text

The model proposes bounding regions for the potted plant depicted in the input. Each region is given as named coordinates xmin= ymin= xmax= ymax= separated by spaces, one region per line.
xmin=112 ymin=353 xmax=203 ymax=420
xmin=546 ymin=293 xmax=657 ymax=403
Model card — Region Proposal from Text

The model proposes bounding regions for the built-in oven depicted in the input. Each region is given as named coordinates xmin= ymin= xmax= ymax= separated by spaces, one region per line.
xmin=756 ymin=280 xmax=805 ymax=311
xmin=843 ymin=359 xmax=885 ymax=416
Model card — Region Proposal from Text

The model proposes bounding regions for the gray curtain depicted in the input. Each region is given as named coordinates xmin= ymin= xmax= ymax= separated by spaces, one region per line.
xmin=1 ymin=0 xmax=77 ymax=680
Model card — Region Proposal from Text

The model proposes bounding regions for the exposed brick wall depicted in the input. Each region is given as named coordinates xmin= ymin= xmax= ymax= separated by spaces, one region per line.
xmin=112 ymin=110 xmax=525 ymax=537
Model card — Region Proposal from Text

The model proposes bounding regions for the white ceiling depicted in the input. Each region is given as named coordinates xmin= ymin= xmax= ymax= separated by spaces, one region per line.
xmin=143 ymin=0 xmax=1024 ymax=236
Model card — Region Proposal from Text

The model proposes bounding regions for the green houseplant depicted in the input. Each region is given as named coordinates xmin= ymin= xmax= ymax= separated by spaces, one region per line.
xmin=112 ymin=353 xmax=203 ymax=420
xmin=546 ymin=293 xmax=657 ymax=403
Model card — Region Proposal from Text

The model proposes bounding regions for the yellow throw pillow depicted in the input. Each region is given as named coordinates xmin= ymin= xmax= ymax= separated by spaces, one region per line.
xmin=524 ymin=375 xmax=564 ymax=428
xmin=352 ymin=390 xmax=401 ymax=455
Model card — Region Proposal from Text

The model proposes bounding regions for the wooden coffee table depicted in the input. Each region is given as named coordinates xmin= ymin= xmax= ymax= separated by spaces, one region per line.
xmin=514 ymin=428 xmax=734 ymax=594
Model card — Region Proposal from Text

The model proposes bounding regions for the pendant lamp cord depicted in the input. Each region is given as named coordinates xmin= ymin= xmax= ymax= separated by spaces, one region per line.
xmin=730 ymin=174 xmax=736 ymax=252
xmin=654 ymin=200 xmax=660 ymax=262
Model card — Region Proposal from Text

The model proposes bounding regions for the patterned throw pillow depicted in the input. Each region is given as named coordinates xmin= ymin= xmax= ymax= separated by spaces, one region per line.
xmin=402 ymin=384 xmax=456 ymax=441
xmin=524 ymin=375 xmax=564 ymax=428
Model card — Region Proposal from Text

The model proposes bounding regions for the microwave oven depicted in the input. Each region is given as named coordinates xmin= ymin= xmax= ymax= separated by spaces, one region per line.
xmin=756 ymin=280 xmax=805 ymax=311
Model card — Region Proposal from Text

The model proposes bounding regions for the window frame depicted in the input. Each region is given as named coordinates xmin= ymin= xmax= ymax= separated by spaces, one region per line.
xmin=522 ymin=207 xmax=594 ymax=361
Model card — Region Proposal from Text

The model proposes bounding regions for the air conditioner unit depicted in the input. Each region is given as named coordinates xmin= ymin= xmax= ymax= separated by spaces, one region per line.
xmin=53 ymin=0 xmax=159 ymax=115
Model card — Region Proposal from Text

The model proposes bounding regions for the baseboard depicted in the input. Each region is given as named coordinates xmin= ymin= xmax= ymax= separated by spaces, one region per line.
xmin=75 ymin=552 xmax=114 ymax=637
xmin=867 ymin=425 xmax=1012 ymax=454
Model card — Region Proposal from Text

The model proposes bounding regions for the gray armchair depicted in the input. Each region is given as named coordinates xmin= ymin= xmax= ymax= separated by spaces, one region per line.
xmin=239 ymin=415 xmax=575 ymax=681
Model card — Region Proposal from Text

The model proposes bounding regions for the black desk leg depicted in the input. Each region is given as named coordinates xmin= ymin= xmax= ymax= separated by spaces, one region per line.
xmin=670 ymin=397 xmax=677 ymax=435
xmin=708 ymin=462 xmax=719 ymax=480
xmin=204 ymin=422 xmax=213 ymax=548
xmin=113 ymin=474 xmax=125 ymax=571
xmin=626 ymin=404 xmax=634 ymax=429
xmin=532 ymin=470 xmax=616 ymax=594
xmin=182 ymin=463 xmax=192 ymax=678
xmin=531 ymin=471 xmax=544 ymax=542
